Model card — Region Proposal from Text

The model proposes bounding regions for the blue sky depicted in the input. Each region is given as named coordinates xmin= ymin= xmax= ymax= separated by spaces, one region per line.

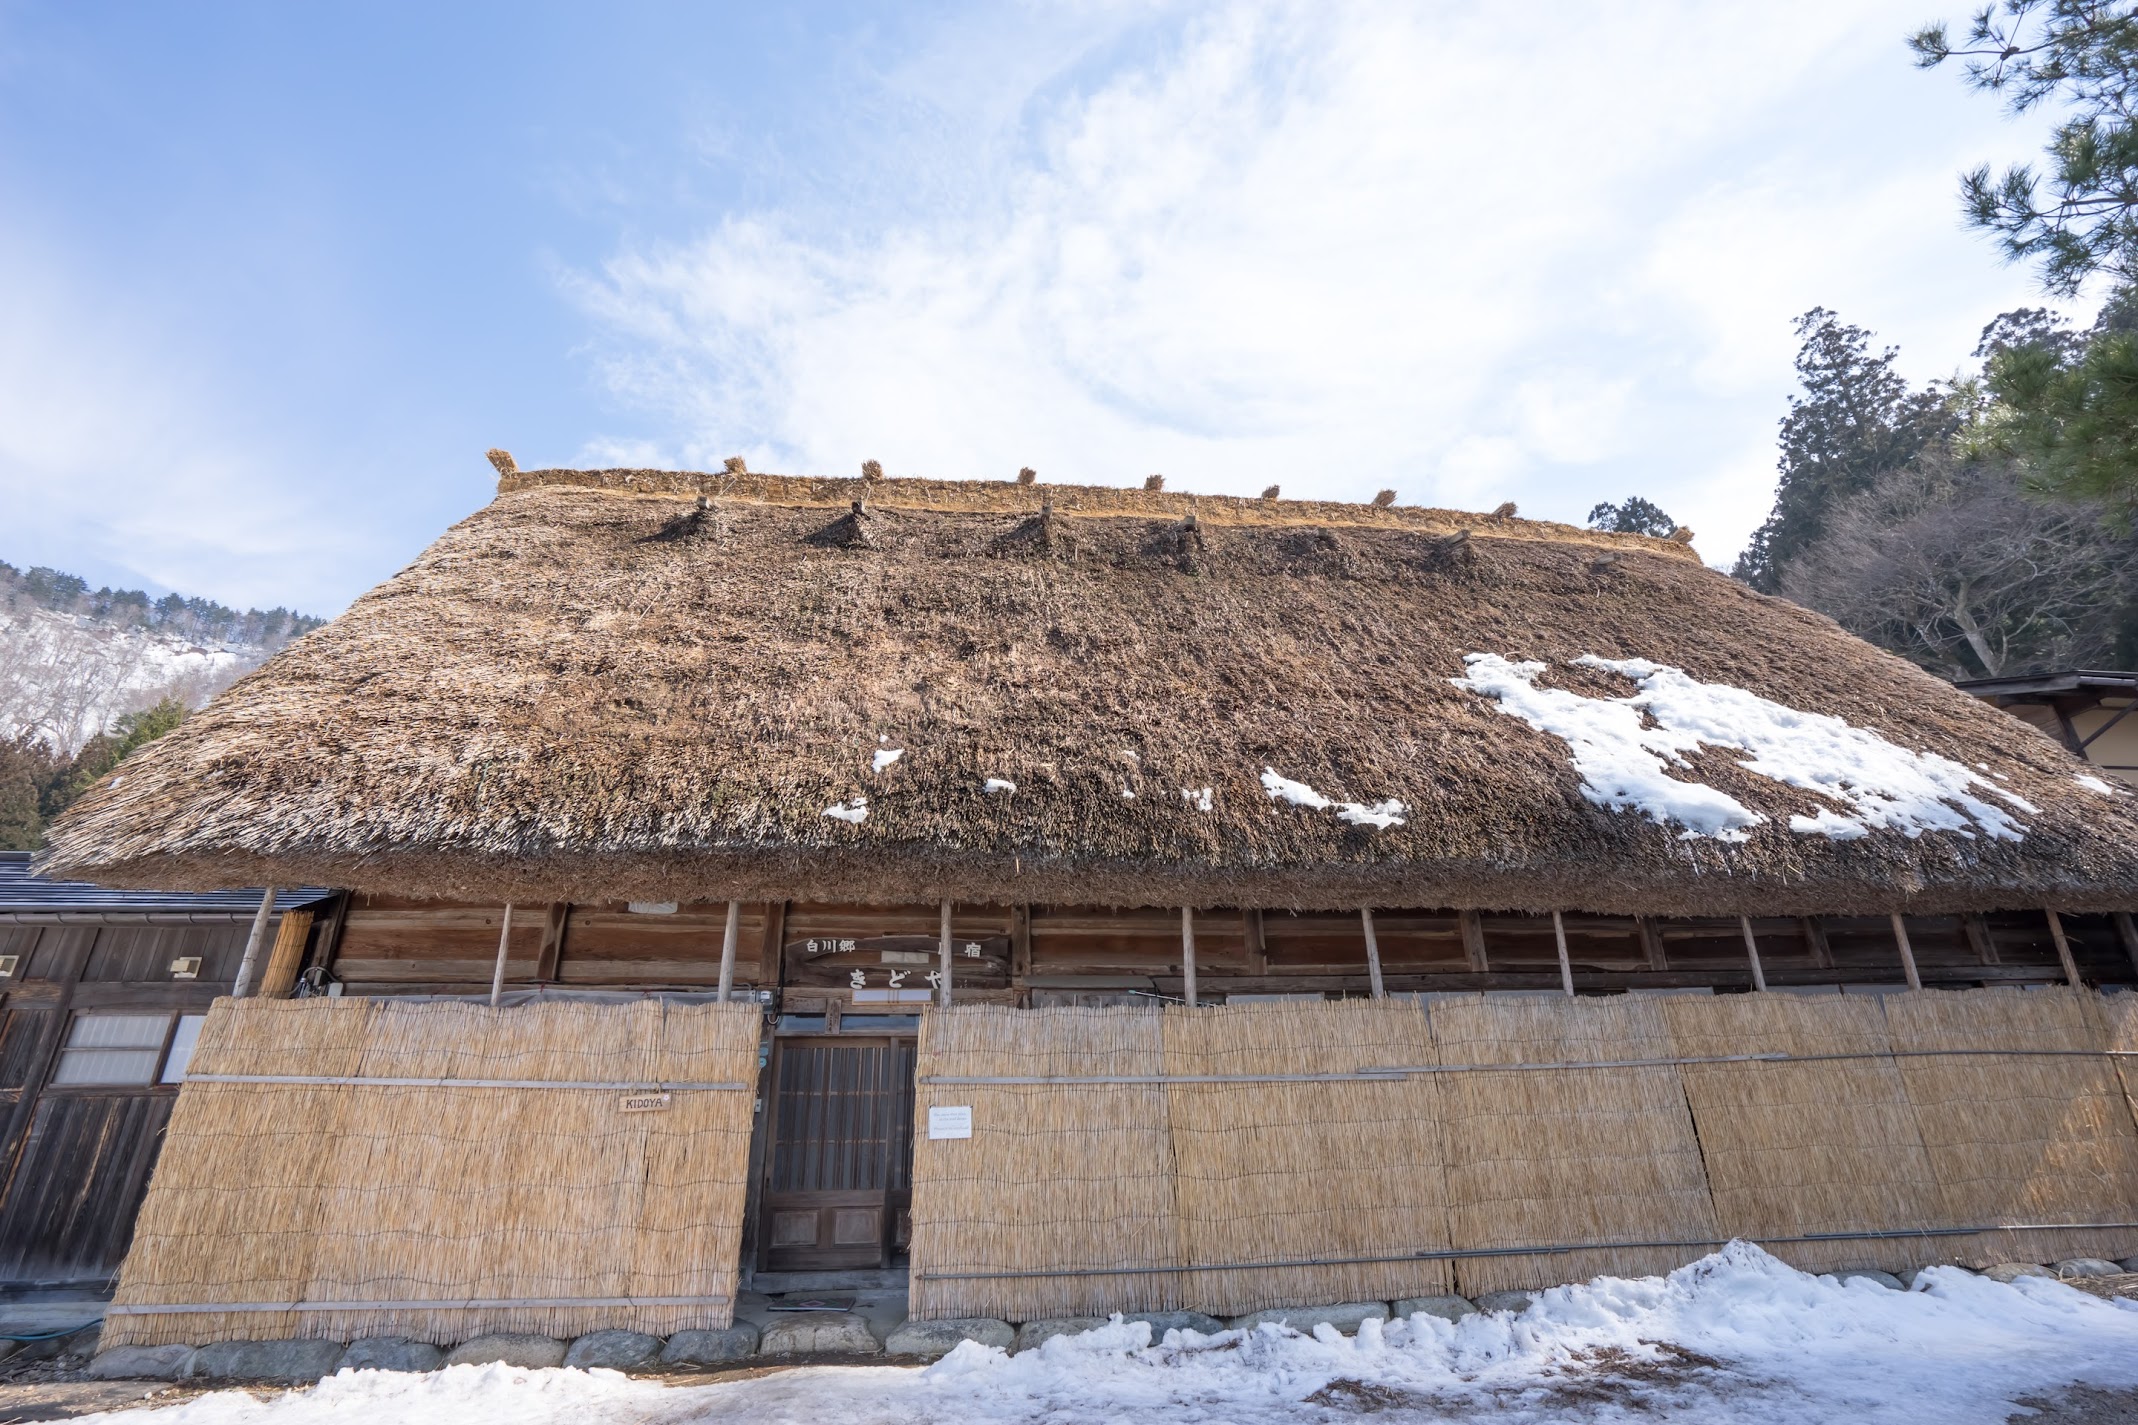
xmin=0 ymin=1 xmax=2083 ymax=616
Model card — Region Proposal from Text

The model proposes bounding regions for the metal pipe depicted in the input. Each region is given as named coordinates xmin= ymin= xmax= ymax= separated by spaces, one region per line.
xmin=1890 ymin=912 xmax=1922 ymax=991
xmin=1180 ymin=906 xmax=1198 ymax=1008
xmin=230 ymin=888 xmax=277 ymax=998
xmin=1360 ymin=907 xmax=1385 ymax=999
xmin=489 ymin=902 xmax=514 ymax=1007
xmin=715 ymin=900 xmax=741 ymax=1002
xmin=1552 ymin=910 xmax=1574 ymax=997
xmin=1739 ymin=915 xmax=1767 ymax=992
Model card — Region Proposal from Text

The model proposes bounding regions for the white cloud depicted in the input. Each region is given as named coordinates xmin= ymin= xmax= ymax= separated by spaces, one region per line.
xmin=571 ymin=0 xmax=2072 ymax=565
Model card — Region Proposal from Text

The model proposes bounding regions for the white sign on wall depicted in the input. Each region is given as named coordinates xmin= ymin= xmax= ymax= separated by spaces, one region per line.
xmin=927 ymin=1105 xmax=973 ymax=1140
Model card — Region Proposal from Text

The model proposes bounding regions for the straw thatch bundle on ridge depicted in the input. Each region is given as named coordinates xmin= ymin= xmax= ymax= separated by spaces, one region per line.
xmin=104 ymin=997 xmax=760 ymax=1349
xmin=35 ymin=466 xmax=2138 ymax=917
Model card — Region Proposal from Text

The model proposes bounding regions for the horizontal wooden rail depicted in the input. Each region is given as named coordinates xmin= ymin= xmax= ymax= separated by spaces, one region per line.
xmin=183 ymin=1074 xmax=750 ymax=1091
xmin=108 ymin=1295 xmax=736 ymax=1316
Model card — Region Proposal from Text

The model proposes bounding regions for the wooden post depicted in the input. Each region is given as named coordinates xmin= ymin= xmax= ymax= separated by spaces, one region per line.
xmin=1552 ymin=910 xmax=1574 ymax=997
xmin=716 ymin=899 xmax=742 ymax=1002
xmin=938 ymin=899 xmax=954 ymax=1008
xmin=1011 ymin=905 xmax=1033 ymax=981
xmin=231 ymin=887 xmax=277 ymax=998
xmin=1738 ymin=915 xmax=1767 ymax=992
xmin=535 ymin=903 xmax=569 ymax=982
xmin=1889 ymin=912 xmax=1922 ymax=991
xmin=2116 ymin=912 xmax=2138 ymax=977
xmin=489 ymin=902 xmax=515 ymax=1007
xmin=1181 ymin=906 xmax=1198 ymax=1008
xmin=1800 ymin=916 xmax=1834 ymax=970
xmin=1635 ymin=916 xmax=1667 ymax=970
xmin=1460 ymin=910 xmax=1488 ymax=972
xmin=1963 ymin=912 xmax=1999 ymax=965
xmin=1244 ymin=909 xmax=1269 ymax=975
xmin=2045 ymin=908 xmax=2083 ymax=989
xmin=1360 ymin=907 xmax=1385 ymax=1000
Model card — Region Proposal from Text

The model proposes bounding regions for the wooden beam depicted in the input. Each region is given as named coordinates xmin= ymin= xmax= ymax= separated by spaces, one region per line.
xmin=1181 ymin=906 xmax=1198 ymax=1008
xmin=1460 ymin=911 xmax=1488 ymax=972
xmin=305 ymin=892 xmax=352 ymax=979
xmin=1360 ymin=908 xmax=1385 ymax=1000
xmin=1800 ymin=917 xmax=1834 ymax=970
xmin=488 ymin=903 xmax=516 ymax=1007
xmin=534 ymin=903 xmax=568 ymax=982
xmin=1551 ymin=910 xmax=1574 ymax=997
xmin=2116 ymin=912 xmax=2138 ymax=977
xmin=758 ymin=901 xmax=787 ymax=989
xmin=1889 ymin=912 xmax=1922 ymax=992
xmin=1635 ymin=916 xmax=1667 ymax=970
xmin=1011 ymin=905 xmax=1033 ymax=981
xmin=937 ymin=900 xmax=954 ymax=1008
xmin=1244 ymin=909 xmax=1269 ymax=975
xmin=716 ymin=900 xmax=742 ymax=1003
xmin=1962 ymin=913 xmax=1999 ymax=965
xmin=231 ymin=888 xmax=277 ymax=998
xmin=1738 ymin=915 xmax=1767 ymax=993
xmin=2044 ymin=908 xmax=2082 ymax=989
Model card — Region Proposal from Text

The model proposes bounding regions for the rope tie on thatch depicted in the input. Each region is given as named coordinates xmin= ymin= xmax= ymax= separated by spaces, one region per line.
xmin=920 ymin=1045 xmax=2138 ymax=1085
xmin=912 ymin=1222 xmax=2138 ymax=1281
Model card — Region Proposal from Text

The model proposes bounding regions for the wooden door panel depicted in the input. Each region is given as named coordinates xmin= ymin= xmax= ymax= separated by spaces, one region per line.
xmin=760 ymin=1040 xmax=915 ymax=1271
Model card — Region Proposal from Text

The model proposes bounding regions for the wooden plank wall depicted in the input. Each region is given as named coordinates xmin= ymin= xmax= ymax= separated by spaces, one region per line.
xmin=315 ymin=896 xmax=2138 ymax=1000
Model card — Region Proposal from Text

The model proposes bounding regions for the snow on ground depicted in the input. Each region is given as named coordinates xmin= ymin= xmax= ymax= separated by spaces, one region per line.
xmin=0 ymin=606 xmax=255 ymax=754
xmin=1454 ymin=654 xmax=2035 ymax=844
xmin=79 ymin=1245 xmax=2138 ymax=1424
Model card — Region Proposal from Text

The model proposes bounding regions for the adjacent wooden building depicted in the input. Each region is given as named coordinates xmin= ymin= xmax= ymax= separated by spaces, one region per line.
xmin=36 ymin=464 xmax=2138 ymax=1284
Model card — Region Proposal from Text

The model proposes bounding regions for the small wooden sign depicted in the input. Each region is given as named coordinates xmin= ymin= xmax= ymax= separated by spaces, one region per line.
xmin=618 ymin=1091 xmax=672 ymax=1113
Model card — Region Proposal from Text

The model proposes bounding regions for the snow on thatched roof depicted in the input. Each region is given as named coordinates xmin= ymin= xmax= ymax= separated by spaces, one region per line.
xmin=36 ymin=467 xmax=2138 ymax=914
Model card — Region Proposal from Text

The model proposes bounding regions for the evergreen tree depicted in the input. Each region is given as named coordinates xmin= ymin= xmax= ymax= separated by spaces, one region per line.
xmin=1736 ymin=309 xmax=1958 ymax=590
xmin=1585 ymin=497 xmax=1678 ymax=537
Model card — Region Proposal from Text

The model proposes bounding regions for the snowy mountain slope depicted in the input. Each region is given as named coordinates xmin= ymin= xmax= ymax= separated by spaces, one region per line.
xmin=0 ymin=604 xmax=258 ymax=754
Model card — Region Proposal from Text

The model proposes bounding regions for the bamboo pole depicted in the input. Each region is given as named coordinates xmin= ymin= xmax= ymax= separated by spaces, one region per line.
xmin=1738 ymin=915 xmax=1767 ymax=992
xmin=938 ymin=899 xmax=954 ymax=1008
xmin=1890 ymin=912 xmax=1922 ymax=991
xmin=230 ymin=888 xmax=277 ymax=998
xmin=489 ymin=902 xmax=514 ymax=1007
xmin=2045 ymin=908 xmax=2083 ymax=989
xmin=1551 ymin=910 xmax=1574 ymax=997
xmin=715 ymin=900 xmax=741 ymax=1002
xmin=257 ymin=910 xmax=315 ymax=999
xmin=1181 ymin=906 xmax=1198 ymax=1008
xmin=1359 ymin=907 xmax=1385 ymax=1000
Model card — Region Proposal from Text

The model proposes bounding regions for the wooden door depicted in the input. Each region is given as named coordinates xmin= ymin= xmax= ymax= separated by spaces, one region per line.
xmin=759 ymin=1038 xmax=915 ymax=1271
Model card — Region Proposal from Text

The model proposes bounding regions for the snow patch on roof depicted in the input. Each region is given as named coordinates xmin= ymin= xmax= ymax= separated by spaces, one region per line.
xmin=1453 ymin=653 xmax=2033 ymax=844
xmin=1180 ymin=787 xmax=1212 ymax=812
xmin=1260 ymin=768 xmax=1407 ymax=829
xmin=872 ymin=748 xmax=904 ymax=774
xmin=822 ymin=796 xmax=869 ymax=824
xmin=984 ymin=777 xmax=1017 ymax=795
xmin=2076 ymin=774 xmax=2120 ymax=795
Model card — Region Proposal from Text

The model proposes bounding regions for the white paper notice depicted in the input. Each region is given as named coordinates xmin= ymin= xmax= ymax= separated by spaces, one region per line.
xmin=927 ymin=1105 xmax=973 ymax=1140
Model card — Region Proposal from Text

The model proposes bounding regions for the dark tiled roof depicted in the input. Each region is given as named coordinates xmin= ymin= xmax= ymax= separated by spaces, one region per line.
xmin=0 ymin=853 xmax=332 ymax=914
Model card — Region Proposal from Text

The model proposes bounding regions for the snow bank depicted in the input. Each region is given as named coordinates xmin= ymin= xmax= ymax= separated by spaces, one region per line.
xmin=1454 ymin=654 xmax=2033 ymax=843
xmin=87 ymin=1245 xmax=2138 ymax=1425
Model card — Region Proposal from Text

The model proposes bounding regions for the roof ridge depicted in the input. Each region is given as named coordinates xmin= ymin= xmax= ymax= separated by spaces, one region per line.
xmin=497 ymin=467 xmax=1700 ymax=559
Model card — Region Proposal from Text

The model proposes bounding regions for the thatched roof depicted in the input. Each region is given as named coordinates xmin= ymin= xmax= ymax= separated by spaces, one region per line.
xmin=37 ymin=468 xmax=2138 ymax=915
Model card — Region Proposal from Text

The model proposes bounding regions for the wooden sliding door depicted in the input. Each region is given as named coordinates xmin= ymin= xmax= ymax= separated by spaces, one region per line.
xmin=759 ymin=1037 xmax=915 ymax=1271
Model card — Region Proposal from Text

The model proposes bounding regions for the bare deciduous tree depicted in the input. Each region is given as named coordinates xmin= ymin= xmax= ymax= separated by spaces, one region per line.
xmin=1780 ymin=453 xmax=2136 ymax=679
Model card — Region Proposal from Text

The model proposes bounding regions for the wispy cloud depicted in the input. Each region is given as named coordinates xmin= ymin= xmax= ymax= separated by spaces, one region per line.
xmin=569 ymin=0 xmax=2064 ymax=563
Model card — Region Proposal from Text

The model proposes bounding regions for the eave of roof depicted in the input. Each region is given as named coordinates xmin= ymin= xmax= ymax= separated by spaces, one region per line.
xmin=0 ymin=851 xmax=331 ymax=917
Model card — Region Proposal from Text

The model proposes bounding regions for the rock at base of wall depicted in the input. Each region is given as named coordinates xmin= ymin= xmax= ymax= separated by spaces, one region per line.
xmin=661 ymin=1326 xmax=760 ymax=1367
xmin=2055 ymin=1259 xmax=2124 ymax=1279
xmin=1834 ymin=1270 xmax=1905 ymax=1290
xmin=1394 ymin=1295 xmax=1478 ymax=1323
xmin=2122 ymin=1258 xmax=2138 ymax=1274
xmin=1981 ymin=1263 xmax=2053 ymax=1284
xmin=1012 ymin=1318 xmax=1110 ymax=1353
xmin=563 ymin=1330 xmax=663 ymax=1370
xmin=1124 ymin=1310 xmax=1226 ymax=1339
xmin=885 ymin=1318 xmax=1013 ymax=1358
xmin=442 ymin=1333 xmax=568 ymax=1369
xmin=182 ymin=1338 xmax=348 ymax=1383
xmin=757 ymin=1313 xmax=881 ymax=1356
xmin=1226 ymin=1302 xmax=1389 ymax=1335
xmin=337 ymin=1338 xmax=445 ymax=1373
xmin=1472 ymin=1291 xmax=1541 ymax=1315
xmin=88 ymin=1344 xmax=195 ymax=1380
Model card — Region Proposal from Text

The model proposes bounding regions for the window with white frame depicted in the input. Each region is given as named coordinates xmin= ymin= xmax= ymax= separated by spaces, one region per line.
xmin=51 ymin=1012 xmax=208 ymax=1086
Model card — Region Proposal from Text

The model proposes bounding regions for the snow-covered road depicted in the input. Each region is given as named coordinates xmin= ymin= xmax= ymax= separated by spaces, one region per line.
xmin=75 ymin=1244 xmax=2138 ymax=1423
